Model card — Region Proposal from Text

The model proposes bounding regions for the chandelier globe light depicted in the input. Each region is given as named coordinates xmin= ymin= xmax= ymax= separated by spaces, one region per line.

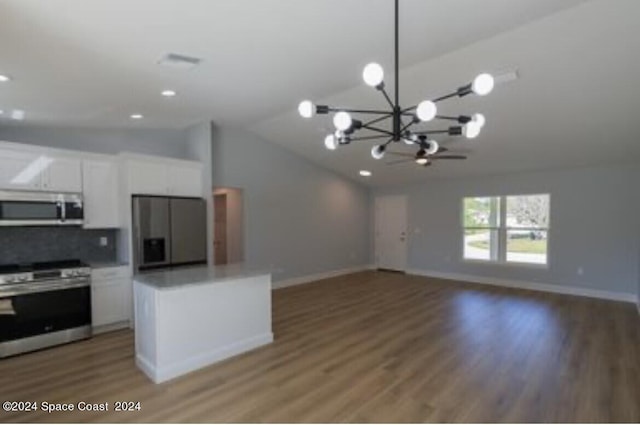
xmin=298 ymin=0 xmax=496 ymax=166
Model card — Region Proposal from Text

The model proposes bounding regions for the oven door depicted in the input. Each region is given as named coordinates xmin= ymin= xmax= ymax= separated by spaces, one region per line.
xmin=0 ymin=279 xmax=91 ymax=354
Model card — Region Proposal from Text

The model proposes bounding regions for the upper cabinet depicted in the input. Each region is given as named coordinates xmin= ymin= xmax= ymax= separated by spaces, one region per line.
xmin=124 ymin=156 xmax=202 ymax=198
xmin=127 ymin=159 xmax=169 ymax=196
xmin=0 ymin=148 xmax=81 ymax=193
xmin=168 ymin=164 xmax=203 ymax=198
xmin=83 ymin=159 xmax=120 ymax=229
xmin=0 ymin=149 xmax=40 ymax=191
xmin=43 ymin=157 xmax=82 ymax=192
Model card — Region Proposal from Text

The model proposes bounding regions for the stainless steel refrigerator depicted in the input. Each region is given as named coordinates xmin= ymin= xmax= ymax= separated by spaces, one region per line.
xmin=132 ymin=196 xmax=207 ymax=271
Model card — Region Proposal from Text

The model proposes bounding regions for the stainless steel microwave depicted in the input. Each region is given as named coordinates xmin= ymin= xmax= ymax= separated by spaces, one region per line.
xmin=0 ymin=191 xmax=84 ymax=226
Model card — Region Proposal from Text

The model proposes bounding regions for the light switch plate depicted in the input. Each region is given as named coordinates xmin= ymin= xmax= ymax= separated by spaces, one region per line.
xmin=99 ymin=237 xmax=108 ymax=247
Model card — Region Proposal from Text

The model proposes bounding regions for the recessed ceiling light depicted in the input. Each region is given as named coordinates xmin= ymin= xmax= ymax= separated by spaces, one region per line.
xmin=11 ymin=109 xmax=25 ymax=120
xmin=161 ymin=90 xmax=176 ymax=97
xmin=130 ymin=114 xmax=143 ymax=120
xmin=359 ymin=170 xmax=372 ymax=177
xmin=0 ymin=74 xmax=10 ymax=82
xmin=0 ymin=110 xmax=3 ymax=115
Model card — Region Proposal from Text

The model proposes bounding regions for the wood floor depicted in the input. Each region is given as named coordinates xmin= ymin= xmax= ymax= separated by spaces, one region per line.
xmin=1 ymin=271 xmax=639 ymax=423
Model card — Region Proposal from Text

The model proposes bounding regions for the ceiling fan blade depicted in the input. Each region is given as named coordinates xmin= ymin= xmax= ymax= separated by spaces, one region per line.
xmin=386 ymin=158 xmax=414 ymax=165
xmin=435 ymin=146 xmax=448 ymax=153
xmin=431 ymin=155 xmax=467 ymax=160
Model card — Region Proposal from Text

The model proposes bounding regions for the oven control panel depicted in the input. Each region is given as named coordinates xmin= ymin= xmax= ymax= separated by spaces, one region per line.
xmin=0 ymin=273 xmax=32 ymax=285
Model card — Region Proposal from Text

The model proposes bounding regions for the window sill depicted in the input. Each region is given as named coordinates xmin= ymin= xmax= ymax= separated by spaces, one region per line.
xmin=461 ymin=258 xmax=549 ymax=270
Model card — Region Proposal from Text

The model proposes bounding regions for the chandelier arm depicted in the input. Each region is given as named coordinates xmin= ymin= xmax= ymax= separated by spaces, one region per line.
xmin=362 ymin=113 xmax=393 ymax=127
xmin=379 ymin=86 xmax=395 ymax=109
xmin=432 ymin=91 xmax=459 ymax=103
xmin=362 ymin=124 xmax=394 ymax=136
xmin=349 ymin=134 xmax=392 ymax=142
xmin=400 ymin=120 xmax=415 ymax=133
xmin=413 ymin=129 xmax=452 ymax=136
xmin=326 ymin=107 xmax=391 ymax=115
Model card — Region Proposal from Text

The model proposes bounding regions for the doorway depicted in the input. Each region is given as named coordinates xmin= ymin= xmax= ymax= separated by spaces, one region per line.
xmin=374 ymin=195 xmax=408 ymax=272
xmin=213 ymin=187 xmax=244 ymax=266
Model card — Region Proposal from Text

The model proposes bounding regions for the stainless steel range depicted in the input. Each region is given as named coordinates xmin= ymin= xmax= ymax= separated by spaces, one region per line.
xmin=0 ymin=259 xmax=92 ymax=358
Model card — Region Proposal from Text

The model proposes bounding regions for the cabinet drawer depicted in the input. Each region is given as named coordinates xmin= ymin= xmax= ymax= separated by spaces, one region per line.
xmin=91 ymin=266 xmax=130 ymax=281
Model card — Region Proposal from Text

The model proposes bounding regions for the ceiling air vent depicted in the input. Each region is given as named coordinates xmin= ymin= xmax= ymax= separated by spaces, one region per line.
xmin=158 ymin=53 xmax=202 ymax=70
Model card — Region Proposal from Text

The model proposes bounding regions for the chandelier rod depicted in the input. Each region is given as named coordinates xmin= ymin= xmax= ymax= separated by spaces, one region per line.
xmin=394 ymin=0 xmax=399 ymax=108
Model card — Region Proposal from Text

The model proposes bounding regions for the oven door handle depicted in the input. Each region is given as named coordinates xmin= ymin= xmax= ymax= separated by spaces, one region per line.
xmin=0 ymin=279 xmax=90 ymax=297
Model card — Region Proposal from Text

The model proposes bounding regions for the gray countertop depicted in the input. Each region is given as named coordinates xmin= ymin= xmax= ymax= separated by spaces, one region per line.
xmin=133 ymin=263 xmax=271 ymax=290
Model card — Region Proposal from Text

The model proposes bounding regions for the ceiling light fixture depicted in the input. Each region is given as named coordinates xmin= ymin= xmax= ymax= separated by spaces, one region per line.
xmin=298 ymin=0 xmax=496 ymax=166
xmin=0 ymin=74 xmax=10 ymax=82
xmin=11 ymin=110 xmax=25 ymax=120
xmin=161 ymin=90 xmax=177 ymax=97
xmin=130 ymin=114 xmax=143 ymax=120
xmin=359 ymin=170 xmax=372 ymax=177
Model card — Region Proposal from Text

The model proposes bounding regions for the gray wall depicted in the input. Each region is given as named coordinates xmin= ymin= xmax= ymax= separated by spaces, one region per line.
xmin=0 ymin=227 xmax=117 ymax=265
xmin=0 ymin=124 xmax=190 ymax=159
xmin=211 ymin=125 xmax=371 ymax=282
xmin=376 ymin=164 xmax=640 ymax=297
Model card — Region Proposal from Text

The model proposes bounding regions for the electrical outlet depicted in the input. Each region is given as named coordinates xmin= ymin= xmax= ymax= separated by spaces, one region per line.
xmin=99 ymin=237 xmax=108 ymax=247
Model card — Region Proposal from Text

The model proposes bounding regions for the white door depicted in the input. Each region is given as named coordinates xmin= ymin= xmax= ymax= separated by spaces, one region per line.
xmin=375 ymin=195 xmax=408 ymax=271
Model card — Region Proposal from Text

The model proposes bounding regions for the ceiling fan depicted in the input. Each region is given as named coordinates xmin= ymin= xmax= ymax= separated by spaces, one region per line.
xmin=386 ymin=135 xmax=467 ymax=166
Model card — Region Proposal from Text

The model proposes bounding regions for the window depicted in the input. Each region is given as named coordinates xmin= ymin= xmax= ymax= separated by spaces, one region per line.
xmin=462 ymin=194 xmax=549 ymax=265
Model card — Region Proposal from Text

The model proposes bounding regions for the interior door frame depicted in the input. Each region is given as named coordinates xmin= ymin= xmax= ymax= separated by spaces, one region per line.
xmin=374 ymin=194 xmax=408 ymax=272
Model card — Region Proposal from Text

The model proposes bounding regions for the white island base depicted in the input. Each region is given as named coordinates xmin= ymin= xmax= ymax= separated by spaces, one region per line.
xmin=133 ymin=265 xmax=273 ymax=383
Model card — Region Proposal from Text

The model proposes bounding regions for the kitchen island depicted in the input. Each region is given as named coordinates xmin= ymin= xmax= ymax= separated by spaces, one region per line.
xmin=133 ymin=264 xmax=272 ymax=383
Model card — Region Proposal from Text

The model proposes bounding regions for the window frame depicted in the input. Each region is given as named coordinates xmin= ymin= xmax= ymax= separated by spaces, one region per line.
xmin=461 ymin=194 xmax=550 ymax=268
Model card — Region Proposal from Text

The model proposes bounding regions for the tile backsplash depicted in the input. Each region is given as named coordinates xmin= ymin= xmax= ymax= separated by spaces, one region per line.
xmin=0 ymin=227 xmax=118 ymax=265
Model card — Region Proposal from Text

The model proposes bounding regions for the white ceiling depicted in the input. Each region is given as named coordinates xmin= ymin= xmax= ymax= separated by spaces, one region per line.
xmin=2 ymin=0 xmax=639 ymax=186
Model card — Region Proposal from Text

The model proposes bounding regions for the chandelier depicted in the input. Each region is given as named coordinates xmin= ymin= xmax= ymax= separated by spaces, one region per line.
xmin=298 ymin=0 xmax=495 ymax=166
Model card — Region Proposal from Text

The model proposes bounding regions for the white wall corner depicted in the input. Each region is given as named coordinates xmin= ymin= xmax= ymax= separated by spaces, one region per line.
xmin=272 ymin=265 xmax=372 ymax=290
xmin=407 ymin=269 xmax=638 ymax=304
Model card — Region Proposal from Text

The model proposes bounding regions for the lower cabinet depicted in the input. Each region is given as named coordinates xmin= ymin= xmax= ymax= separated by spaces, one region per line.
xmin=91 ymin=266 xmax=132 ymax=332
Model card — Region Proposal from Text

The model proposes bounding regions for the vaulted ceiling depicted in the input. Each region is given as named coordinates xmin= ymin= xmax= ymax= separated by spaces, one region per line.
xmin=2 ymin=0 xmax=638 ymax=186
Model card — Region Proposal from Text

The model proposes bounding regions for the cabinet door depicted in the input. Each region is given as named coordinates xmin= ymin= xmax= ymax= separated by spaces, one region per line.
xmin=168 ymin=164 xmax=202 ymax=197
xmin=0 ymin=150 xmax=43 ymax=190
xmin=44 ymin=157 xmax=82 ymax=192
xmin=91 ymin=278 xmax=129 ymax=327
xmin=128 ymin=160 xmax=168 ymax=195
xmin=82 ymin=160 xmax=119 ymax=228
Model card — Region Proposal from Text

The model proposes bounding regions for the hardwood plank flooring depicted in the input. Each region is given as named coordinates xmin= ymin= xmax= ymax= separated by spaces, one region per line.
xmin=1 ymin=271 xmax=638 ymax=423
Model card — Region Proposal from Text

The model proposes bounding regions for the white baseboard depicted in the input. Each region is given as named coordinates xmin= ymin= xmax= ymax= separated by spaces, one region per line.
xmin=136 ymin=332 xmax=274 ymax=384
xmin=272 ymin=265 xmax=372 ymax=289
xmin=407 ymin=268 xmax=637 ymax=303
xmin=92 ymin=320 xmax=129 ymax=335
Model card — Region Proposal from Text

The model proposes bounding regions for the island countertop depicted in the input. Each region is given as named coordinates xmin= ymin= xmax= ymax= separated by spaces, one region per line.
xmin=134 ymin=263 xmax=271 ymax=290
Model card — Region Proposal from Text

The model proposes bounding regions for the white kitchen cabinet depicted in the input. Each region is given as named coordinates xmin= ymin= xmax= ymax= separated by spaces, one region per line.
xmin=168 ymin=164 xmax=202 ymax=197
xmin=128 ymin=160 xmax=169 ymax=195
xmin=0 ymin=150 xmax=41 ymax=190
xmin=82 ymin=159 xmax=120 ymax=228
xmin=125 ymin=157 xmax=202 ymax=198
xmin=0 ymin=148 xmax=82 ymax=193
xmin=91 ymin=266 xmax=131 ymax=331
xmin=44 ymin=156 xmax=82 ymax=192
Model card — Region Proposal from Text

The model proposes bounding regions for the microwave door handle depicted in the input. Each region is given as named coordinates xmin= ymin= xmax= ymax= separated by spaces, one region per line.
xmin=58 ymin=201 xmax=65 ymax=223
